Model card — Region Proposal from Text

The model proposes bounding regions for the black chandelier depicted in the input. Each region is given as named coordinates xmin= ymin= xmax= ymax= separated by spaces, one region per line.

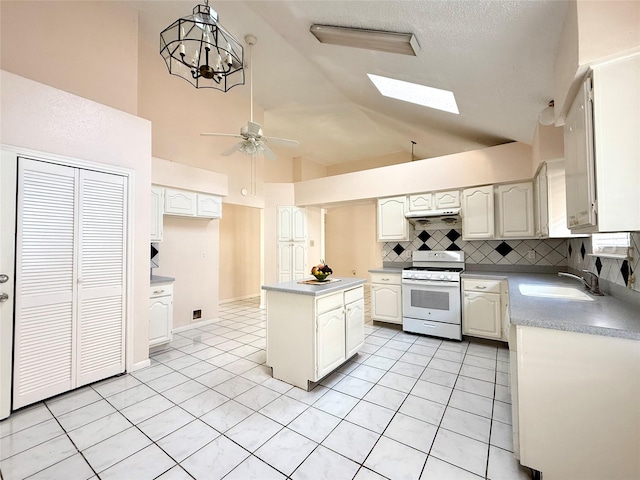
xmin=160 ymin=1 xmax=244 ymax=91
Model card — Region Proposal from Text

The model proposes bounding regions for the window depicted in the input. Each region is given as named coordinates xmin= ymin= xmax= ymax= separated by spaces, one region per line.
xmin=591 ymin=232 xmax=631 ymax=257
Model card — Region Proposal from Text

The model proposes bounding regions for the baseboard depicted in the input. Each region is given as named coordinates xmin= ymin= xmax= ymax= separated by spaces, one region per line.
xmin=130 ymin=359 xmax=151 ymax=372
xmin=219 ymin=294 xmax=260 ymax=304
xmin=173 ymin=318 xmax=219 ymax=333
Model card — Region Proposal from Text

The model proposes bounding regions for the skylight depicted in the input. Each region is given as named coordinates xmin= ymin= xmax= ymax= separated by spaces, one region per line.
xmin=367 ymin=74 xmax=459 ymax=114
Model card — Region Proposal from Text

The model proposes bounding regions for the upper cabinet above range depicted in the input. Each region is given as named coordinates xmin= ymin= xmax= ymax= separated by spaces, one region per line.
xmin=563 ymin=53 xmax=640 ymax=233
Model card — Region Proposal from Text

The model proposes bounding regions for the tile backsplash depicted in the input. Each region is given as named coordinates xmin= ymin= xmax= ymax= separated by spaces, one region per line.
xmin=382 ymin=229 xmax=567 ymax=267
xmin=567 ymin=233 xmax=639 ymax=293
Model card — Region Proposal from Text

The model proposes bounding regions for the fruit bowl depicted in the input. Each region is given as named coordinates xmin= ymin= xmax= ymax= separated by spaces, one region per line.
xmin=311 ymin=260 xmax=332 ymax=282
xmin=312 ymin=272 xmax=330 ymax=281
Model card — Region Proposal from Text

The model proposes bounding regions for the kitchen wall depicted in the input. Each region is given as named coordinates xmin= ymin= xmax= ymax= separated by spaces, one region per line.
xmin=219 ymin=204 xmax=262 ymax=302
xmin=567 ymin=233 xmax=640 ymax=294
xmin=382 ymin=228 xmax=567 ymax=268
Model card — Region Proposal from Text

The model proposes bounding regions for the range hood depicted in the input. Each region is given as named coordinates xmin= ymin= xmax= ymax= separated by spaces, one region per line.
xmin=405 ymin=208 xmax=462 ymax=228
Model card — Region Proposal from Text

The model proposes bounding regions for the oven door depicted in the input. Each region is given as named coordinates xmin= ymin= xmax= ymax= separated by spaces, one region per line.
xmin=402 ymin=279 xmax=461 ymax=324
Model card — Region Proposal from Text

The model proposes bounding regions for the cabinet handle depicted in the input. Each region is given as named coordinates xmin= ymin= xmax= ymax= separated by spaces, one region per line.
xmin=475 ymin=285 xmax=487 ymax=289
xmin=153 ymin=289 xmax=164 ymax=294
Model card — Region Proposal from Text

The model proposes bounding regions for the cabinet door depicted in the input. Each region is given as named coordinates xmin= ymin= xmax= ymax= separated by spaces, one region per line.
xmin=564 ymin=76 xmax=597 ymax=230
xmin=150 ymin=295 xmax=172 ymax=347
xmin=316 ymin=307 xmax=346 ymax=379
xmin=345 ymin=299 xmax=364 ymax=358
xmin=150 ymin=186 xmax=164 ymax=242
xmin=291 ymin=207 xmax=307 ymax=242
xmin=435 ymin=190 xmax=461 ymax=209
xmin=277 ymin=207 xmax=292 ymax=242
xmin=462 ymin=291 xmax=502 ymax=340
xmin=164 ymin=189 xmax=196 ymax=216
xmin=462 ymin=186 xmax=494 ymax=239
xmin=196 ymin=193 xmax=222 ymax=219
xmin=292 ymin=243 xmax=307 ymax=280
xmin=370 ymin=284 xmax=402 ymax=324
xmin=496 ymin=182 xmax=535 ymax=238
xmin=277 ymin=243 xmax=293 ymax=282
xmin=408 ymin=193 xmax=433 ymax=211
xmin=534 ymin=165 xmax=549 ymax=237
xmin=377 ymin=196 xmax=409 ymax=241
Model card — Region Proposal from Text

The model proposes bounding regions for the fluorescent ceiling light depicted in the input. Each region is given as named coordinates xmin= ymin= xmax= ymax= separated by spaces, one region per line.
xmin=367 ymin=74 xmax=459 ymax=114
xmin=310 ymin=24 xmax=419 ymax=56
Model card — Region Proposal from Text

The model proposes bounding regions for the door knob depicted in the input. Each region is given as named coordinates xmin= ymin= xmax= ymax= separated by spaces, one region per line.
xmin=0 ymin=274 xmax=8 ymax=283
xmin=0 ymin=293 xmax=9 ymax=302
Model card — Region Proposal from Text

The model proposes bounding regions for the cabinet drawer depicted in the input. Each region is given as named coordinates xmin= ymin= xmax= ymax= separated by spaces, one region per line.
xmin=344 ymin=286 xmax=364 ymax=304
xmin=370 ymin=272 xmax=401 ymax=285
xmin=317 ymin=292 xmax=343 ymax=315
xmin=463 ymin=278 xmax=501 ymax=294
xmin=150 ymin=284 xmax=173 ymax=298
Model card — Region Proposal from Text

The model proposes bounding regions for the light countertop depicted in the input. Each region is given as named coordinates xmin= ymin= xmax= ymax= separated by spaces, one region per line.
xmin=150 ymin=275 xmax=175 ymax=285
xmin=462 ymin=271 xmax=640 ymax=340
xmin=368 ymin=267 xmax=404 ymax=274
xmin=262 ymin=277 xmax=366 ymax=296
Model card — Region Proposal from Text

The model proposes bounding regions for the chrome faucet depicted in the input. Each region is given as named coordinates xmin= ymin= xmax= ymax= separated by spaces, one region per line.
xmin=558 ymin=270 xmax=603 ymax=295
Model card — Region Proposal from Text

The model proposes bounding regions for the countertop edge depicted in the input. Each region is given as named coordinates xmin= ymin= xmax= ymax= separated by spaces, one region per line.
xmin=150 ymin=275 xmax=175 ymax=285
xmin=262 ymin=277 xmax=366 ymax=296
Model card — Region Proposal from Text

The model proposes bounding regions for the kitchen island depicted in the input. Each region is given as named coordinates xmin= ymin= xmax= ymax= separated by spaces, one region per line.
xmin=463 ymin=271 xmax=640 ymax=480
xmin=262 ymin=277 xmax=366 ymax=390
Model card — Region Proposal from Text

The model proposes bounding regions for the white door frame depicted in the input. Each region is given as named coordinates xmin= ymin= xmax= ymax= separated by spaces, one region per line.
xmin=0 ymin=145 xmax=136 ymax=416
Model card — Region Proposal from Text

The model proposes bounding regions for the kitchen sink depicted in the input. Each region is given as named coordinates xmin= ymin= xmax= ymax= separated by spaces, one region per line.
xmin=518 ymin=284 xmax=594 ymax=301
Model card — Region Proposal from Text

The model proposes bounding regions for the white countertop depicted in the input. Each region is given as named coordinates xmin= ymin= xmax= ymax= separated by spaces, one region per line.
xmin=150 ymin=275 xmax=175 ymax=285
xmin=462 ymin=271 xmax=640 ymax=340
xmin=262 ymin=277 xmax=366 ymax=296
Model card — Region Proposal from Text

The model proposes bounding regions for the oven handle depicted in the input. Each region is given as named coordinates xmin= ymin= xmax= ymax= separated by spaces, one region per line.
xmin=402 ymin=279 xmax=460 ymax=287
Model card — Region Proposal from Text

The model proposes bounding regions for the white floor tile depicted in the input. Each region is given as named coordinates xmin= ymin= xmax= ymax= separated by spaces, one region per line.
xmin=389 ymin=361 xmax=426 ymax=379
xmin=288 ymin=407 xmax=342 ymax=443
xmin=492 ymin=400 xmax=512 ymax=425
xmin=410 ymin=380 xmax=453 ymax=405
xmin=225 ymin=455 xmax=286 ymax=480
xmin=45 ymin=388 xmax=102 ymax=417
xmin=56 ymin=399 xmax=117 ymax=431
xmin=399 ymin=351 xmax=432 ymax=367
xmin=399 ymin=395 xmax=445 ymax=426
xmin=353 ymin=466 xmax=389 ymax=480
xmin=156 ymin=419 xmax=219 ymax=462
xmin=213 ymin=376 xmax=257 ymax=398
xmin=83 ymin=427 xmax=150 ymax=473
xmin=255 ymin=428 xmax=317 ymax=476
xmin=99 ymin=444 xmax=175 ymax=480
xmin=103 ymin=384 xmax=156 ymax=410
xmin=259 ymin=395 xmax=308 ymax=425
xmin=194 ymin=368 xmax=236 ymax=388
xmin=0 ymin=404 xmax=53 ymax=439
xmin=200 ymin=400 xmax=253 ymax=432
xmin=130 ymin=364 xmax=173 ymax=383
xmin=350 ymin=364 xmax=387 ymax=383
xmin=448 ymin=389 xmax=493 ymax=418
xmin=181 ymin=435 xmax=249 ymax=480
xmin=377 ymin=372 xmax=418 ymax=393
xmin=374 ymin=347 xmax=405 ymax=360
xmin=312 ymin=390 xmax=359 ymax=418
xmin=494 ymin=384 xmax=511 ymax=404
xmin=345 ymin=400 xmax=395 ymax=434
xmin=363 ymin=384 xmax=407 ymax=411
xmin=137 ymin=406 xmax=195 ymax=441
xmin=464 ymin=354 xmax=497 ymax=371
xmin=321 ymin=420 xmax=380 ymax=463
xmin=91 ymin=375 xmax=141 ymax=398
xmin=241 ymin=365 xmax=273 ymax=384
xmin=285 ymin=385 xmax=329 ymax=405
xmin=145 ymin=371 xmax=190 ymax=393
xmin=433 ymin=348 xmax=465 ymax=363
xmin=490 ymin=419 xmax=514 ymax=452
xmin=333 ymin=375 xmax=375 ymax=398
xmin=226 ymin=413 xmax=283 ymax=452
xmin=0 ymin=435 xmax=77 ymax=480
xmin=427 ymin=358 xmax=462 ymax=375
xmin=180 ymin=389 xmax=228 ymax=417
xmin=460 ymin=364 xmax=496 ymax=383
xmin=26 ymin=452 xmax=94 ymax=480
xmin=420 ymin=456 xmax=483 ymax=479
xmin=364 ymin=436 xmax=428 ymax=480
xmin=430 ymin=428 xmax=488 ymax=477
xmin=178 ymin=360 xmax=218 ymax=379
xmin=119 ymin=394 xmax=173 ymax=424
xmin=261 ymin=377 xmax=294 ymax=394
xmin=363 ymin=355 xmax=397 ymax=370
xmin=455 ymin=375 xmax=495 ymax=399
xmin=0 ymin=418 xmax=64 ymax=460
xmin=420 ymin=367 xmax=458 ymax=388
xmin=163 ymin=380 xmax=208 ymax=404
xmin=441 ymin=406 xmax=492 ymax=443
xmin=384 ymin=412 xmax=438 ymax=453
xmin=156 ymin=465 xmax=193 ymax=480
xmin=292 ymin=445 xmax=359 ymax=480
xmin=235 ymin=384 xmax=281 ymax=411
xmin=487 ymin=445 xmax=531 ymax=480
xmin=67 ymin=411 xmax=131 ymax=450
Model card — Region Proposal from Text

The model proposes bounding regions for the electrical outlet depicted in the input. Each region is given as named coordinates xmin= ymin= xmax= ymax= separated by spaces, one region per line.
xmin=527 ymin=250 xmax=536 ymax=260
xmin=192 ymin=309 xmax=202 ymax=321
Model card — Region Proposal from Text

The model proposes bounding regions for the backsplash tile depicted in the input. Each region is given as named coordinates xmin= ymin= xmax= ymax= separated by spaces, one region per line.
xmin=382 ymin=229 xmax=567 ymax=267
xmin=567 ymin=233 xmax=639 ymax=293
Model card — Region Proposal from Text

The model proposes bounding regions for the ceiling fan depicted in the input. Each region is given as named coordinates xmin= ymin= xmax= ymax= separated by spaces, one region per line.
xmin=201 ymin=34 xmax=299 ymax=160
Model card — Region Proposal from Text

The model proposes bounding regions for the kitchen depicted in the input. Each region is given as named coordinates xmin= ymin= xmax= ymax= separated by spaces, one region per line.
xmin=1 ymin=1 xmax=639 ymax=479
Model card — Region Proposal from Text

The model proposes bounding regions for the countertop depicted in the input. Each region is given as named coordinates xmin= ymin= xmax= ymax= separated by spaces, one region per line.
xmin=368 ymin=267 xmax=404 ymax=274
xmin=462 ymin=271 xmax=640 ymax=340
xmin=262 ymin=277 xmax=366 ymax=296
xmin=150 ymin=275 xmax=175 ymax=285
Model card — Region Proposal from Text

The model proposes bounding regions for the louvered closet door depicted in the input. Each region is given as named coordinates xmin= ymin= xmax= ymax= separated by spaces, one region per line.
xmin=76 ymin=170 xmax=126 ymax=386
xmin=14 ymin=160 xmax=77 ymax=408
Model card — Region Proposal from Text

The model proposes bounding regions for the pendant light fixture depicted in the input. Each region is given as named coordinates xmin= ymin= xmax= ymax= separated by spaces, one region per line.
xmin=160 ymin=0 xmax=244 ymax=91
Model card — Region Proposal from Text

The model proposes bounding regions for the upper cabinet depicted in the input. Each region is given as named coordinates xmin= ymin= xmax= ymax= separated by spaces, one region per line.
xmin=165 ymin=188 xmax=196 ymax=216
xmin=434 ymin=190 xmax=461 ymax=209
xmin=377 ymin=196 xmax=409 ymax=241
xmin=461 ymin=186 xmax=494 ymax=240
xmin=496 ymin=182 xmax=535 ymax=238
xmin=157 ymin=186 xmax=222 ymax=220
xmin=408 ymin=193 xmax=433 ymax=211
xmin=277 ymin=206 xmax=307 ymax=242
xmin=150 ymin=186 xmax=164 ymax=242
xmin=564 ymin=53 xmax=640 ymax=233
xmin=196 ymin=193 xmax=222 ymax=219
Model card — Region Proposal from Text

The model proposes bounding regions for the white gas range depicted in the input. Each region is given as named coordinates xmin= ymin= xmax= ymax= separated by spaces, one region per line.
xmin=401 ymin=251 xmax=465 ymax=341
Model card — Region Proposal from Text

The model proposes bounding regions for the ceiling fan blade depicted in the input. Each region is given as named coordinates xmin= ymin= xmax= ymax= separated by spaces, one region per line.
xmin=263 ymin=136 xmax=300 ymax=147
xmin=260 ymin=143 xmax=278 ymax=161
xmin=221 ymin=142 xmax=243 ymax=156
xmin=201 ymin=132 xmax=244 ymax=139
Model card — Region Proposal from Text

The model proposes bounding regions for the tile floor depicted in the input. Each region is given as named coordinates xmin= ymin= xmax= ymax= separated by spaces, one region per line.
xmin=0 ymin=294 xmax=533 ymax=480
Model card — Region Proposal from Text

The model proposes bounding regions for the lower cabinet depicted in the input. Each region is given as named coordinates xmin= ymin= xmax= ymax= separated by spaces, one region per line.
xmin=370 ymin=272 xmax=402 ymax=324
xmin=462 ymin=278 xmax=507 ymax=341
xmin=149 ymin=283 xmax=173 ymax=347
xmin=266 ymin=284 xmax=365 ymax=390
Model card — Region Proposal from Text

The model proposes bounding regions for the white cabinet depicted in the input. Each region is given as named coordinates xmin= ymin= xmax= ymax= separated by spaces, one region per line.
xmin=461 ymin=185 xmax=494 ymax=240
xmin=266 ymin=284 xmax=365 ymax=390
xmin=277 ymin=206 xmax=307 ymax=282
xmin=370 ymin=272 xmax=402 ymax=324
xmin=149 ymin=283 xmax=173 ymax=347
xmin=165 ymin=188 xmax=196 ymax=216
xmin=533 ymin=164 xmax=549 ymax=237
xmin=564 ymin=53 xmax=640 ymax=233
xmin=434 ymin=190 xmax=461 ymax=209
xmin=377 ymin=196 xmax=409 ymax=241
xmin=496 ymin=182 xmax=535 ymax=238
xmin=196 ymin=193 xmax=222 ymax=218
xmin=408 ymin=193 xmax=433 ymax=211
xmin=151 ymin=186 xmax=164 ymax=242
xmin=462 ymin=278 xmax=505 ymax=341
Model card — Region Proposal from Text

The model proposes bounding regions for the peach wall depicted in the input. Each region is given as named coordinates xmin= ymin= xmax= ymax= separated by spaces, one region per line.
xmin=1 ymin=70 xmax=152 ymax=367
xmin=327 ymin=150 xmax=409 ymax=176
xmin=325 ymin=203 xmax=381 ymax=279
xmin=532 ymin=125 xmax=565 ymax=175
xmin=154 ymin=216 xmax=219 ymax=328
xmin=152 ymin=157 xmax=228 ymax=196
xmin=219 ymin=204 xmax=261 ymax=302
xmin=0 ymin=1 xmax=138 ymax=115
xmin=294 ymin=142 xmax=533 ymax=207
xmin=293 ymin=157 xmax=329 ymax=181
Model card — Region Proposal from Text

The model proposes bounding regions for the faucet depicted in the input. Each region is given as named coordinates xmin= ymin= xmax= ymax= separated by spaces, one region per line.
xmin=558 ymin=270 xmax=603 ymax=295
